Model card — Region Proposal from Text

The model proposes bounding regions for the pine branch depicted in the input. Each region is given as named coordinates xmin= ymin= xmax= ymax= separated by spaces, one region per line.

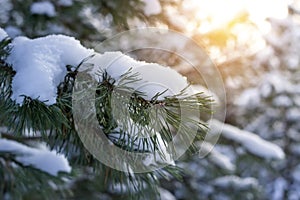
xmin=0 ymin=145 xmax=70 ymax=200
xmin=0 ymin=132 xmax=42 ymax=142
xmin=0 ymin=37 xmax=12 ymax=61
xmin=0 ymin=37 xmax=212 ymax=199
xmin=94 ymin=69 xmax=211 ymax=154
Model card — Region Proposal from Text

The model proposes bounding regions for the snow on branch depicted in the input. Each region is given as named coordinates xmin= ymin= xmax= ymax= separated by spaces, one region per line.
xmin=213 ymin=175 xmax=259 ymax=190
xmin=6 ymin=34 xmax=93 ymax=105
xmin=2 ymin=26 xmax=191 ymax=105
xmin=142 ymin=0 xmax=162 ymax=16
xmin=30 ymin=1 xmax=56 ymax=17
xmin=83 ymin=52 xmax=190 ymax=100
xmin=209 ymin=119 xmax=285 ymax=160
xmin=0 ymin=28 xmax=8 ymax=41
xmin=0 ymin=138 xmax=71 ymax=176
xmin=200 ymin=142 xmax=235 ymax=172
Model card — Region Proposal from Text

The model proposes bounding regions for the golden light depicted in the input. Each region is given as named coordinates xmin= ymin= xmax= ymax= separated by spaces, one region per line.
xmin=182 ymin=0 xmax=289 ymax=61
xmin=185 ymin=0 xmax=288 ymax=33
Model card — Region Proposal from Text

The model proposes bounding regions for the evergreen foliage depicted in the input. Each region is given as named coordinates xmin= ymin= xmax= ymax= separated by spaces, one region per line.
xmin=0 ymin=30 xmax=211 ymax=199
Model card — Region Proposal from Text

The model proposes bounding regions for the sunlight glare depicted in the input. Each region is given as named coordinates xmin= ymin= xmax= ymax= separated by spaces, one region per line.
xmin=186 ymin=0 xmax=288 ymax=33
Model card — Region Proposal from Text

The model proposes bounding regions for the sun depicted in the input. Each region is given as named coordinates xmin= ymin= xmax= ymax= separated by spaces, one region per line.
xmin=180 ymin=0 xmax=289 ymax=60
xmin=185 ymin=0 xmax=288 ymax=34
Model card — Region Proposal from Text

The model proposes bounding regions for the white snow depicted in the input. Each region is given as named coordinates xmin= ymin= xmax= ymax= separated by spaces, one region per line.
xmin=292 ymin=164 xmax=300 ymax=183
xmin=0 ymin=138 xmax=71 ymax=176
xmin=260 ymin=81 xmax=272 ymax=98
xmin=131 ymin=63 xmax=189 ymax=100
xmin=159 ymin=188 xmax=176 ymax=200
xmin=165 ymin=7 xmax=189 ymax=31
xmin=235 ymin=88 xmax=260 ymax=108
xmin=209 ymin=119 xmax=285 ymax=160
xmin=288 ymin=189 xmax=300 ymax=200
xmin=85 ymin=51 xmax=144 ymax=81
xmin=79 ymin=7 xmax=112 ymax=33
xmin=273 ymin=95 xmax=293 ymax=107
xmin=200 ymin=142 xmax=235 ymax=172
xmin=7 ymin=35 xmax=93 ymax=105
xmin=213 ymin=175 xmax=259 ymax=190
xmin=286 ymin=108 xmax=300 ymax=121
xmin=272 ymin=177 xmax=288 ymax=200
xmin=58 ymin=0 xmax=73 ymax=7
xmin=0 ymin=27 xmax=8 ymax=41
xmin=295 ymin=96 xmax=300 ymax=107
xmin=85 ymin=51 xmax=189 ymax=100
xmin=5 ymin=32 xmax=190 ymax=105
xmin=290 ymin=144 xmax=300 ymax=155
xmin=30 ymin=1 xmax=56 ymax=17
xmin=287 ymin=128 xmax=300 ymax=142
xmin=5 ymin=26 xmax=22 ymax=38
xmin=263 ymin=73 xmax=294 ymax=94
xmin=142 ymin=0 xmax=162 ymax=16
